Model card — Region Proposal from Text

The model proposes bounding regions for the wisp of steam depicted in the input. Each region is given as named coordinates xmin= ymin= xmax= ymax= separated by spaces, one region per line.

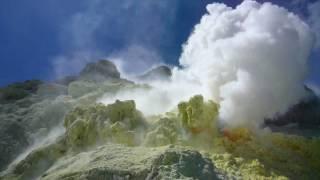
xmin=100 ymin=0 xmax=315 ymax=128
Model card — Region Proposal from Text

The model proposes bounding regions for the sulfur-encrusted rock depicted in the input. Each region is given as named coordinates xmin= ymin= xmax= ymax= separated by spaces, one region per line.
xmin=39 ymin=144 xmax=218 ymax=180
xmin=178 ymin=95 xmax=219 ymax=135
xmin=1 ymin=144 xmax=219 ymax=180
xmin=144 ymin=117 xmax=182 ymax=147
xmin=64 ymin=100 xmax=147 ymax=149
xmin=144 ymin=95 xmax=220 ymax=148
xmin=211 ymin=128 xmax=320 ymax=179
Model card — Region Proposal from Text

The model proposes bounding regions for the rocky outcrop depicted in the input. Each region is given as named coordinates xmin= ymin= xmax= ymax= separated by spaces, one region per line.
xmin=2 ymin=95 xmax=320 ymax=180
xmin=0 ymin=98 xmax=219 ymax=180
xmin=64 ymin=101 xmax=147 ymax=149
xmin=0 ymin=61 xmax=159 ymax=175
xmin=42 ymin=145 xmax=217 ymax=180
xmin=178 ymin=95 xmax=219 ymax=135
xmin=145 ymin=95 xmax=220 ymax=149
xmin=145 ymin=117 xmax=182 ymax=147
xmin=66 ymin=59 xmax=134 ymax=98
xmin=54 ymin=60 xmax=122 ymax=85
xmin=79 ymin=60 xmax=121 ymax=82
xmin=0 ymin=60 xmax=137 ymax=168
xmin=2 ymin=144 xmax=218 ymax=180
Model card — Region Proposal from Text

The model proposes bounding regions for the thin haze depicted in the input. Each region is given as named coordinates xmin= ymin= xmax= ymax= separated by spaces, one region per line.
xmin=52 ymin=0 xmax=179 ymax=78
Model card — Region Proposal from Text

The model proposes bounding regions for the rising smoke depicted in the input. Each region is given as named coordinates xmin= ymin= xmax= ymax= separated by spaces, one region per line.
xmin=178 ymin=0 xmax=314 ymax=127
xmin=100 ymin=0 xmax=315 ymax=129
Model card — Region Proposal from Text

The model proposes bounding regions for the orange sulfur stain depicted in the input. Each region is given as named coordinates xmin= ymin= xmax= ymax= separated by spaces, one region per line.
xmin=222 ymin=128 xmax=252 ymax=142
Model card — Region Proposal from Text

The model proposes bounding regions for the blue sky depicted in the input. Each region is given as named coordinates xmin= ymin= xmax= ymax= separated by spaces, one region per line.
xmin=0 ymin=0 xmax=319 ymax=86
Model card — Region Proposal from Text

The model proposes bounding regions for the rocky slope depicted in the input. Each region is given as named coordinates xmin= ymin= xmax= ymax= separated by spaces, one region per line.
xmin=0 ymin=59 xmax=320 ymax=180
xmin=4 ymin=144 xmax=218 ymax=180
xmin=0 ymin=60 xmax=132 ymax=171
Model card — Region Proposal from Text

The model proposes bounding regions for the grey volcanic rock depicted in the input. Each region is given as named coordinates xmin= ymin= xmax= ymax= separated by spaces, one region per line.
xmin=63 ymin=101 xmax=147 ymax=149
xmin=55 ymin=60 xmax=121 ymax=85
xmin=138 ymin=65 xmax=172 ymax=81
xmin=79 ymin=60 xmax=121 ymax=82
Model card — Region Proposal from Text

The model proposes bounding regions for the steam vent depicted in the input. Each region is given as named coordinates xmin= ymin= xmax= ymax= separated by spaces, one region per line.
xmin=1 ymin=0 xmax=320 ymax=180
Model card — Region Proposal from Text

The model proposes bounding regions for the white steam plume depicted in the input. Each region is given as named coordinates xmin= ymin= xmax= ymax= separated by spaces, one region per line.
xmin=99 ymin=75 xmax=202 ymax=116
xmin=100 ymin=0 xmax=314 ymax=128
xmin=179 ymin=0 xmax=314 ymax=127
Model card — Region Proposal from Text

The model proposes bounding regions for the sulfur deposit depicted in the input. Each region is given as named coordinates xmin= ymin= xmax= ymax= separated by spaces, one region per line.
xmin=2 ymin=93 xmax=319 ymax=180
xmin=64 ymin=100 xmax=147 ymax=148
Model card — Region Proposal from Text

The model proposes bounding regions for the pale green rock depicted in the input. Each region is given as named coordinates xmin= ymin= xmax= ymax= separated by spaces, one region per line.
xmin=1 ymin=145 xmax=219 ymax=180
xmin=178 ymin=95 xmax=219 ymax=135
xmin=3 ymin=92 xmax=320 ymax=180
xmin=40 ymin=144 xmax=218 ymax=180
xmin=67 ymin=80 xmax=98 ymax=98
xmin=144 ymin=117 xmax=182 ymax=147
xmin=67 ymin=79 xmax=136 ymax=99
xmin=64 ymin=100 xmax=147 ymax=149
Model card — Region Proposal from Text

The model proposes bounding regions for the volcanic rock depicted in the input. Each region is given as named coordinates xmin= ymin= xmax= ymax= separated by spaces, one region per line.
xmin=79 ymin=59 xmax=120 ymax=82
